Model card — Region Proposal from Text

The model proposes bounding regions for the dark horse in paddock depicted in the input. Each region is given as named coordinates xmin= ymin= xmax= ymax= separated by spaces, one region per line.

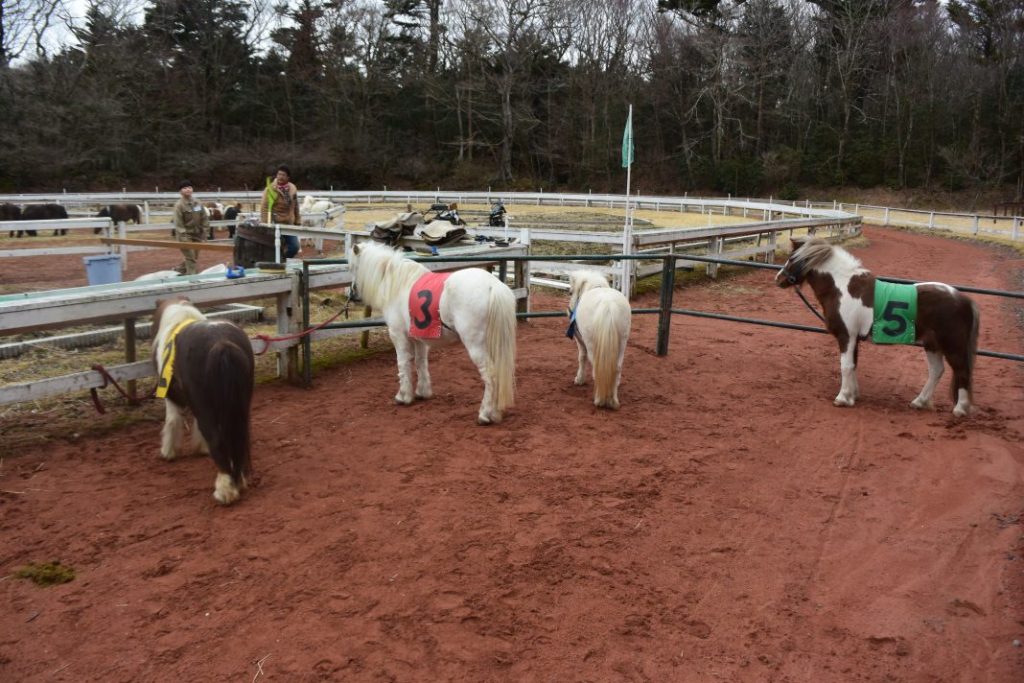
xmin=95 ymin=204 xmax=143 ymax=234
xmin=153 ymin=297 xmax=255 ymax=505
xmin=776 ymin=237 xmax=980 ymax=416
xmin=2 ymin=203 xmax=22 ymax=237
xmin=222 ymin=203 xmax=242 ymax=238
xmin=11 ymin=203 xmax=69 ymax=237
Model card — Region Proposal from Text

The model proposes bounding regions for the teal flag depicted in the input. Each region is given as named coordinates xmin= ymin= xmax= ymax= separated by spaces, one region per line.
xmin=622 ymin=108 xmax=634 ymax=168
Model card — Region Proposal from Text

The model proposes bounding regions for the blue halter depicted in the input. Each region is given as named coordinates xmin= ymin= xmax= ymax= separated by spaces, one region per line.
xmin=565 ymin=304 xmax=578 ymax=339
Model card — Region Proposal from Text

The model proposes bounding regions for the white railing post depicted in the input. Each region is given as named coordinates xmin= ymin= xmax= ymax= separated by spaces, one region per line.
xmin=884 ymin=207 xmax=890 ymax=226
xmin=929 ymin=212 xmax=935 ymax=229
xmin=118 ymin=220 xmax=128 ymax=271
xmin=973 ymin=215 xmax=979 ymax=235
xmin=1013 ymin=217 xmax=1021 ymax=241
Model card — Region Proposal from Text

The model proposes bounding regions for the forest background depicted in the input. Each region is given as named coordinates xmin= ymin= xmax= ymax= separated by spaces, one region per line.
xmin=0 ymin=0 xmax=1021 ymax=208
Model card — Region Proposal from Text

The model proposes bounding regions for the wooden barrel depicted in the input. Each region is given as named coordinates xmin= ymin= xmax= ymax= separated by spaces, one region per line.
xmin=233 ymin=223 xmax=277 ymax=268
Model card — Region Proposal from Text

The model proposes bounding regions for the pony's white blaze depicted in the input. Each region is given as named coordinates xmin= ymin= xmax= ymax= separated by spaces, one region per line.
xmin=568 ymin=270 xmax=631 ymax=409
xmin=347 ymin=241 xmax=517 ymax=424
xmin=777 ymin=238 xmax=979 ymax=417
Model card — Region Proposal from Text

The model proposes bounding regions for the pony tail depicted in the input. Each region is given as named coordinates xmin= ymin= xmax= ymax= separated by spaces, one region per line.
xmin=485 ymin=283 xmax=517 ymax=414
xmin=591 ymin=299 xmax=620 ymax=407
xmin=205 ymin=340 xmax=254 ymax=486
xmin=960 ymin=298 xmax=980 ymax=403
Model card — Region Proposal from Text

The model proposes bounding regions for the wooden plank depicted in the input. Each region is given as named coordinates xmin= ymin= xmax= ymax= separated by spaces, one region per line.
xmin=99 ymin=237 xmax=235 ymax=252
xmin=0 ymin=360 xmax=155 ymax=406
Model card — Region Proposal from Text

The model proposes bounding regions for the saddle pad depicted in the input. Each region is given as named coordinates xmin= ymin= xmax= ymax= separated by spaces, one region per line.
xmin=872 ymin=280 xmax=918 ymax=344
xmin=409 ymin=272 xmax=451 ymax=339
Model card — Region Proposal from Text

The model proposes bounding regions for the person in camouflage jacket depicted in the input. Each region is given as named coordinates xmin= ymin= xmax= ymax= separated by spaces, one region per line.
xmin=173 ymin=180 xmax=209 ymax=274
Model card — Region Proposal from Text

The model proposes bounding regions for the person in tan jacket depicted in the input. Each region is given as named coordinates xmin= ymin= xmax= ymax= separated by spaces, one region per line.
xmin=173 ymin=180 xmax=209 ymax=274
xmin=259 ymin=164 xmax=301 ymax=259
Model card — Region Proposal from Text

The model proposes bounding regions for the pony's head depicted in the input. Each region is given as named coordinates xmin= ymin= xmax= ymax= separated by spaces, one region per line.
xmin=775 ymin=237 xmax=838 ymax=288
xmin=153 ymin=296 xmax=202 ymax=336
xmin=346 ymin=240 xmax=425 ymax=308
xmin=569 ymin=270 xmax=611 ymax=309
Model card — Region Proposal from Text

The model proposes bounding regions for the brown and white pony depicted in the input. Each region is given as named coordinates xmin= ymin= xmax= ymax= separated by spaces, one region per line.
xmin=776 ymin=238 xmax=980 ymax=417
xmin=153 ymin=298 xmax=255 ymax=504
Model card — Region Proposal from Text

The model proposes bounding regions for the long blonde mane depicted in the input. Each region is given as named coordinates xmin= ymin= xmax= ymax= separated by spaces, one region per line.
xmin=349 ymin=241 xmax=428 ymax=308
xmin=790 ymin=238 xmax=864 ymax=277
xmin=569 ymin=270 xmax=611 ymax=310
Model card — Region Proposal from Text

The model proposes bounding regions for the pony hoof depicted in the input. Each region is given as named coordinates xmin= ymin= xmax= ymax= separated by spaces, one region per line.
xmin=394 ymin=395 xmax=414 ymax=405
xmin=574 ymin=377 xmax=586 ymax=386
xmin=833 ymin=396 xmax=855 ymax=407
xmin=160 ymin=449 xmax=177 ymax=461
xmin=214 ymin=474 xmax=240 ymax=505
xmin=953 ymin=405 xmax=970 ymax=418
xmin=415 ymin=390 xmax=433 ymax=400
xmin=910 ymin=398 xmax=933 ymax=410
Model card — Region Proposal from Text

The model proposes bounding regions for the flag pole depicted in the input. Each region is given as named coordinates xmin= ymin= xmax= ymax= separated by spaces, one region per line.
xmin=622 ymin=104 xmax=633 ymax=296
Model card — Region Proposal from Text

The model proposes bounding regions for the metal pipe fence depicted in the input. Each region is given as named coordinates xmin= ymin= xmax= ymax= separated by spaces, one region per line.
xmin=299 ymin=252 xmax=1024 ymax=387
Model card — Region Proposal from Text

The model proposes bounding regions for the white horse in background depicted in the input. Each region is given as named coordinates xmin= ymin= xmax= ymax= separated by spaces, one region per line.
xmin=301 ymin=195 xmax=333 ymax=214
xmin=300 ymin=195 xmax=340 ymax=253
xmin=346 ymin=240 xmax=517 ymax=424
xmin=567 ymin=270 xmax=631 ymax=409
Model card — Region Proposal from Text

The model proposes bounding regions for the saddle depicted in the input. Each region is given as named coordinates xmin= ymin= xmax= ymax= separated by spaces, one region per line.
xmin=370 ymin=212 xmax=424 ymax=247
xmin=417 ymin=221 xmax=468 ymax=247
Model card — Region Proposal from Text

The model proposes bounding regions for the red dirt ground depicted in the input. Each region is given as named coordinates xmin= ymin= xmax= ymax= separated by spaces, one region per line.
xmin=1 ymin=227 xmax=1022 ymax=682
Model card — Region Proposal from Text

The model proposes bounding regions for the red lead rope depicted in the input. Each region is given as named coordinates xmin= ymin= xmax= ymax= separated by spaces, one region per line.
xmin=250 ymin=307 xmax=347 ymax=355
xmin=90 ymin=305 xmax=351 ymax=413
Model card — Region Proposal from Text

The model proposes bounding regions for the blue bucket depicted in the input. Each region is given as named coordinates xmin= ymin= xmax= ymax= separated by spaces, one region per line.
xmin=83 ymin=255 xmax=122 ymax=286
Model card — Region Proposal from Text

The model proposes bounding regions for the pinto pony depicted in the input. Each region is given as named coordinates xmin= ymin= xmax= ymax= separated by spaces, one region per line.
xmin=153 ymin=298 xmax=255 ymax=504
xmin=346 ymin=240 xmax=517 ymax=424
xmin=567 ymin=270 xmax=631 ymax=409
xmin=776 ymin=238 xmax=980 ymax=417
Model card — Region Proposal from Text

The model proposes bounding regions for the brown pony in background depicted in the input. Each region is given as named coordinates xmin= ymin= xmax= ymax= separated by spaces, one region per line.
xmin=95 ymin=204 xmax=143 ymax=234
xmin=153 ymin=297 xmax=255 ymax=505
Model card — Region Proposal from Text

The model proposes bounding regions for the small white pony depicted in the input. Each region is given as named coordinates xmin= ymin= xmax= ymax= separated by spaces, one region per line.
xmin=346 ymin=240 xmax=517 ymax=424
xmin=567 ymin=270 xmax=631 ymax=409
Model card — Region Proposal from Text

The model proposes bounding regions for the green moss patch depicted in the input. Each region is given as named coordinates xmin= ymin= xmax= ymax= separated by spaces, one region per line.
xmin=15 ymin=561 xmax=76 ymax=586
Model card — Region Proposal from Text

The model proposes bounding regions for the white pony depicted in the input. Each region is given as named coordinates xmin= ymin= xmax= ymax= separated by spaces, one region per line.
xmin=346 ymin=240 xmax=517 ymax=424
xmin=300 ymin=196 xmax=338 ymax=253
xmin=301 ymin=195 xmax=334 ymax=222
xmin=567 ymin=270 xmax=631 ymax=409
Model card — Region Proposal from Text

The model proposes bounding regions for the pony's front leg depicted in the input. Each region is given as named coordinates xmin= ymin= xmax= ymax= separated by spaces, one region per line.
xmin=389 ymin=328 xmax=416 ymax=405
xmin=911 ymin=350 xmax=944 ymax=410
xmin=574 ymin=336 xmax=588 ymax=386
xmin=834 ymin=340 xmax=858 ymax=407
xmin=160 ymin=400 xmax=186 ymax=460
xmin=413 ymin=340 xmax=432 ymax=399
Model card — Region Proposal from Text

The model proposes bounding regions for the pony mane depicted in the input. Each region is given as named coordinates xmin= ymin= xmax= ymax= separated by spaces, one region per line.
xmin=155 ymin=300 xmax=207 ymax=341
xmin=351 ymin=241 xmax=427 ymax=308
xmin=570 ymin=270 xmax=611 ymax=308
xmin=791 ymin=238 xmax=863 ymax=277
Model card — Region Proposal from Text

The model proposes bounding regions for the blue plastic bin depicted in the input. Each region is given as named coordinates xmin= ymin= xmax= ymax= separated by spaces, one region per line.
xmin=83 ymin=255 xmax=122 ymax=286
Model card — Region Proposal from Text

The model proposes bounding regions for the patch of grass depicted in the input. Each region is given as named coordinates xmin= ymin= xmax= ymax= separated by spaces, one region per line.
xmin=15 ymin=561 xmax=75 ymax=586
xmin=871 ymin=223 xmax=1024 ymax=256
